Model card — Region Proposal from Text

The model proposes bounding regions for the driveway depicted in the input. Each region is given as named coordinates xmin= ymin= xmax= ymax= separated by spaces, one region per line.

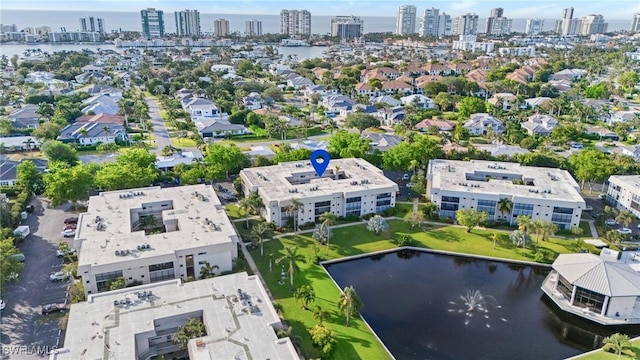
xmin=1 ymin=197 xmax=73 ymax=359
xmin=145 ymin=97 xmax=171 ymax=154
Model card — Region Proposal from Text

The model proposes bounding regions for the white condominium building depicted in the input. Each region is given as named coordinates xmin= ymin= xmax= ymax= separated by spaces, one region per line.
xmin=525 ymin=18 xmax=544 ymax=35
xmin=52 ymin=273 xmax=299 ymax=360
xmin=74 ymin=184 xmax=239 ymax=296
xmin=606 ymin=175 xmax=640 ymax=218
xmin=580 ymin=14 xmax=608 ymax=35
xmin=427 ymin=160 xmax=585 ymax=229
xmin=240 ymin=159 xmax=398 ymax=227
xmin=175 ymin=9 xmax=201 ymax=36
xmin=454 ymin=13 xmax=479 ymax=35
xmin=396 ymin=5 xmax=417 ymax=35
xmin=280 ymin=9 xmax=311 ymax=37
xmin=419 ymin=8 xmax=451 ymax=37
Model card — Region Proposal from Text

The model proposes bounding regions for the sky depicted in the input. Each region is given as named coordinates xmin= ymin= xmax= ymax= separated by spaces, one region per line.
xmin=1 ymin=0 xmax=639 ymax=18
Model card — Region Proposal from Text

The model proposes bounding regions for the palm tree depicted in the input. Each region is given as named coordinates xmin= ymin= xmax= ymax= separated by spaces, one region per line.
xmin=78 ymin=127 xmax=89 ymax=144
xmin=602 ymin=333 xmax=635 ymax=360
xmin=251 ymin=221 xmax=271 ymax=257
xmin=497 ymin=198 xmax=513 ymax=223
xmin=517 ymin=215 xmax=532 ymax=250
xmin=606 ymin=230 xmax=624 ymax=245
xmin=141 ymin=215 xmax=157 ymax=230
xmin=408 ymin=159 xmax=419 ymax=175
xmin=286 ymin=198 xmax=304 ymax=232
xmin=313 ymin=305 xmax=330 ymax=326
xmin=531 ymin=220 xmax=545 ymax=250
xmin=275 ymin=246 xmax=305 ymax=287
xmin=199 ymin=261 xmax=219 ymax=279
xmin=293 ymin=285 xmax=316 ymax=310
xmin=616 ymin=210 xmax=635 ymax=228
xmin=319 ymin=212 xmax=337 ymax=227
xmin=491 ymin=232 xmax=500 ymax=250
xmin=172 ymin=318 xmax=207 ymax=349
xmin=239 ymin=197 xmax=252 ymax=229
xmin=338 ymin=285 xmax=363 ymax=327
xmin=541 ymin=221 xmax=558 ymax=242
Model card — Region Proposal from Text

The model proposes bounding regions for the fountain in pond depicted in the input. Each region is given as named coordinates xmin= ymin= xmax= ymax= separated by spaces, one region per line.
xmin=448 ymin=290 xmax=507 ymax=327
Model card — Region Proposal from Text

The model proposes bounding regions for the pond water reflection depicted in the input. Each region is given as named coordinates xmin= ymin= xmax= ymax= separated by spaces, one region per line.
xmin=324 ymin=249 xmax=640 ymax=359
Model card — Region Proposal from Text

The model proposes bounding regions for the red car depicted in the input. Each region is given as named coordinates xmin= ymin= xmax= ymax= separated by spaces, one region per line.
xmin=64 ymin=217 xmax=78 ymax=224
xmin=63 ymin=224 xmax=77 ymax=231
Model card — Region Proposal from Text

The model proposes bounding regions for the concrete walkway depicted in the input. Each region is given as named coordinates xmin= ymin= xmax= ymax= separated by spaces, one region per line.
xmin=585 ymin=219 xmax=599 ymax=238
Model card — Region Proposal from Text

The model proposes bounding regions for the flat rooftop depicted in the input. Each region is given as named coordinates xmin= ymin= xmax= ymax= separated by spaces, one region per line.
xmin=241 ymin=158 xmax=398 ymax=202
xmin=428 ymin=159 xmax=584 ymax=203
xmin=609 ymin=175 xmax=640 ymax=189
xmin=50 ymin=273 xmax=298 ymax=360
xmin=76 ymin=184 xmax=237 ymax=267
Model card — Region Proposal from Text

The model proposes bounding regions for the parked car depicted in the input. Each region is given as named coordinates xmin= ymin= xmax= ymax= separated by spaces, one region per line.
xmin=402 ymin=174 xmax=410 ymax=181
xmin=61 ymin=229 xmax=76 ymax=238
xmin=617 ymin=228 xmax=633 ymax=235
xmin=56 ymin=248 xmax=76 ymax=258
xmin=0 ymin=299 xmax=5 ymax=310
xmin=8 ymin=253 xmax=25 ymax=262
xmin=598 ymin=194 xmax=606 ymax=200
xmin=7 ymin=272 xmax=19 ymax=281
xmin=49 ymin=271 xmax=70 ymax=281
xmin=25 ymin=205 xmax=35 ymax=213
xmin=63 ymin=224 xmax=77 ymax=231
xmin=605 ymin=219 xmax=618 ymax=226
xmin=64 ymin=217 xmax=78 ymax=224
xmin=406 ymin=183 xmax=414 ymax=188
xmin=41 ymin=303 xmax=66 ymax=315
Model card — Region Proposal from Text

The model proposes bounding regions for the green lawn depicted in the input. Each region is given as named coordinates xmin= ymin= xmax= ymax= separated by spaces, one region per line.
xmin=225 ymin=204 xmax=245 ymax=220
xmin=171 ymin=138 xmax=198 ymax=147
xmin=249 ymin=220 xmax=578 ymax=360
xmin=577 ymin=337 xmax=640 ymax=359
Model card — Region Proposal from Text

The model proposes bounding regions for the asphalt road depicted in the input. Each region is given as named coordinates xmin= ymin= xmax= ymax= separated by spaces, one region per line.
xmin=145 ymin=97 xmax=171 ymax=155
xmin=1 ymin=197 xmax=72 ymax=359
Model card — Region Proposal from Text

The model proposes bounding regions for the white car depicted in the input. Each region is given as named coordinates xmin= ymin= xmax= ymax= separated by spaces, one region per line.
xmin=49 ymin=271 xmax=69 ymax=281
xmin=61 ymin=229 xmax=76 ymax=238
xmin=617 ymin=228 xmax=633 ymax=235
xmin=0 ymin=299 xmax=5 ymax=310
xmin=56 ymin=248 xmax=76 ymax=258
xmin=402 ymin=174 xmax=410 ymax=181
xmin=406 ymin=183 xmax=414 ymax=188
xmin=605 ymin=219 xmax=618 ymax=226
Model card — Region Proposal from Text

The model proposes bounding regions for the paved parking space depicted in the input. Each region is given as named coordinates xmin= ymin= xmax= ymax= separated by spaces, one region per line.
xmin=1 ymin=197 xmax=73 ymax=359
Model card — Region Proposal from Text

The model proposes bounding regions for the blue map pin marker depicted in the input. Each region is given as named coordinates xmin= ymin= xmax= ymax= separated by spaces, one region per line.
xmin=310 ymin=149 xmax=330 ymax=177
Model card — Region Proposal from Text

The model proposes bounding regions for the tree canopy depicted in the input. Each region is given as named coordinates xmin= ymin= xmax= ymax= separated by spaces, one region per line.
xmin=41 ymin=140 xmax=79 ymax=167
xmin=328 ymin=130 xmax=370 ymax=158
xmin=382 ymin=136 xmax=443 ymax=171
xmin=457 ymin=97 xmax=487 ymax=119
xmin=344 ymin=113 xmax=379 ymax=134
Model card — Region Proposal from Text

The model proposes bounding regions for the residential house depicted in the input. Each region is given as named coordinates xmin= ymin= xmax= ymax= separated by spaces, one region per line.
xmin=76 ymin=84 xmax=123 ymax=99
xmin=622 ymin=146 xmax=640 ymax=159
xmin=474 ymin=144 xmax=530 ymax=157
xmin=303 ymin=85 xmax=338 ymax=100
xmin=549 ymin=79 xmax=573 ymax=93
xmin=322 ymin=95 xmax=354 ymax=114
xmin=415 ymin=75 xmax=444 ymax=88
xmin=422 ymin=63 xmax=452 ymax=76
xmin=355 ymin=82 xmax=376 ymax=97
xmin=286 ymin=76 xmax=315 ymax=90
xmin=506 ymin=66 xmax=535 ymax=85
xmin=447 ymin=62 xmax=473 ymax=75
xmin=0 ymin=136 xmax=40 ymax=151
xmin=525 ymin=97 xmax=552 ymax=109
xmin=521 ymin=114 xmax=558 ymax=136
xmin=0 ymin=158 xmax=47 ymax=186
xmin=402 ymin=63 xmax=424 ymax=77
xmin=551 ymin=68 xmax=587 ymax=81
xmin=339 ymin=104 xmax=377 ymax=118
xmin=381 ymin=80 xmax=413 ymax=96
xmin=182 ymin=97 xmax=227 ymax=122
xmin=243 ymin=146 xmax=276 ymax=159
xmin=609 ymin=111 xmax=638 ymax=124
xmin=75 ymin=113 xmax=127 ymax=126
xmin=81 ymin=94 xmax=120 ymax=115
xmin=396 ymin=75 xmax=414 ymax=85
xmin=25 ymin=71 xmax=67 ymax=88
xmin=243 ymin=92 xmax=263 ymax=110
xmin=372 ymin=95 xmax=402 ymax=107
xmin=415 ymin=119 xmax=455 ymax=132
xmin=362 ymin=132 xmax=401 ymax=152
xmin=487 ymin=93 xmax=518 ymax=111
xmin=290 ymin=140 xmax=329 ymax=152
xmin=8 ymin=104 xmax=40 ymax=129
xmin=58 ymin=122 xmax=128 ymax=145
xmin=401 ymin=94 xmax=435 ymax=109
xmin=463 ymin=113 xmax=505 ymax=136
xmin=198 ymin=121 xmax=249 ymax=138
xmin=74 ymin=72 xmax=112 ymax=84
xmin=156 ymin=151 xmax=204 ymax=171
xmin=311 ymin=67 xmax=330 ymax=79
xmin=361 ymin=67 xmax=399 ymax=82
xmin=377 ymin=106 xmax=405 ymax=126
xmin=81 ymin=64 xmax=103 ymax=73
xmin=584 ymin=125 xmax=618 ymax=141
xmin=211 ymin=64 xmax=235 ymax=73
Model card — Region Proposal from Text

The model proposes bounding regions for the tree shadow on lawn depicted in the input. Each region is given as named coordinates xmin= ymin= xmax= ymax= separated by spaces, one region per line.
xmin=421 ymin=227 xmax=464 ymax=242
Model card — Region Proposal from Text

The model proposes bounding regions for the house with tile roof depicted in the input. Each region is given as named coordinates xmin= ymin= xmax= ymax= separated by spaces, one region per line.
xmin=487 ymin=93 xmax=518 ymax=111
xmin=401 ymin=94 xmax=435 ymax=109
xmin=381 ymin=80 xmax=413 ymax=95
xmin=58 ymin=122 xmax=128 ymax=145
xmin=415 ymin=119 xmax=454 ymax=132
xmin=521 ymin=114 xmax=558 ymax=136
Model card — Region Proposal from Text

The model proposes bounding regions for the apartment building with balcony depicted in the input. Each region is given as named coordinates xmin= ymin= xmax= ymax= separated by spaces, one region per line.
xmin=240 ymin=159 xmax=398 ymax=227
xmin=74 ymin=184 xmax=239 ymax=296
xmin=427 ymin=160 xmax=585 ymax=229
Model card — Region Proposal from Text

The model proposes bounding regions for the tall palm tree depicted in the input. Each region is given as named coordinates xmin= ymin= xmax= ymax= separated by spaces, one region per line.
xmin=293 ymin=285 xmax=316 ymax=310
xmin=313 ymin=305 xmax=330 ymax=326
xmin=531 ymin=220 xmax=545 ymax=250
xmin=602 ymin=333 xmax=635 ymax=360
xmin=199 ymin=261 xmax=219 ymax=279
xmin=319 ymin=212 xmax=337 ymax=227
xmin=275 ymin=246 xmax=305 ymax=287
xmin=491 ymin=232 xmax=500 ymax=250
xmin=78 ymin=127 xmax=89 ymax=144
xmin=251 ymin=221 xmax=271 ymax=257
xmin=517 ymin=215 xmax=532 ymax=250
xmin=497 ymin=198 xmax=513 ymax=222
xmin=239 ymin=197 xmax=253 ymax=229
xmin=286 ymin=198 xmax=304 ymax=232
xmin=338 ymin=285 xmax=362 ymax=327
xmin=540 ymin=222 xmax=558 ymax=242
xmin=616 ymin=210 xmax=635 ymax=228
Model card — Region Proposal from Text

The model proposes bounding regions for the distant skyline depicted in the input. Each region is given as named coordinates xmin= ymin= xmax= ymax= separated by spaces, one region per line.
xmin=2 ymin=0 xmax=639 ymax=19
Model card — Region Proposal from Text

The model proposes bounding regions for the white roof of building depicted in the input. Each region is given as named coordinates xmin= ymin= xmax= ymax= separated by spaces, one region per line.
xmin=241 ymin=158 xmax=398 ymax=203
xmin=51 ymin=273 xmax=298 ymax=360
xmin=608 ymin=175 xmax=640 ymax=189
xmin=76 ymin=184 xmax=237 ymax=268
xmin=552 ymin=253 xmax=640 ymax=297
xmin=428 ymin=159 xmax=585 ymax=204
xmin=244 ymin=146 xmax=276 ymax=158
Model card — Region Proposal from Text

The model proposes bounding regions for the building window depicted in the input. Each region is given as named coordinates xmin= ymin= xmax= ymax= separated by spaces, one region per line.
xmin=573 ymin=287 xmax=605 ymax=313
xmin=345 ymin=196 xmax=362 ymax=217
xmin=95 ymin=270 xmax=124 ymax=292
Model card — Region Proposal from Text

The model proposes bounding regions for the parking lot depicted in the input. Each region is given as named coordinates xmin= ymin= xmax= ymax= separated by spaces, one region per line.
xmin=1 ymin=197 xmax=72 ymax=359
